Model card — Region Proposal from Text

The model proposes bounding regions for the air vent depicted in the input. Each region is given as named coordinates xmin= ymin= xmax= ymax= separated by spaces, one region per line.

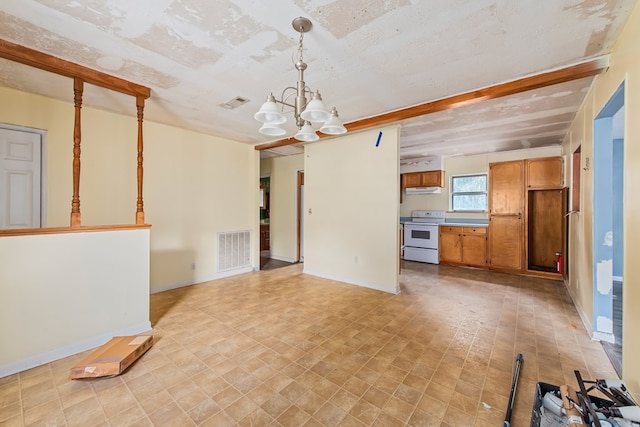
xmin=217 ymin=230 xmax=251 ymax=272
xmin=220 ymin=96 xmax=250 ymax=109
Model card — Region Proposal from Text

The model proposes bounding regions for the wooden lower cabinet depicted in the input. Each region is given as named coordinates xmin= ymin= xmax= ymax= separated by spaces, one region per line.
xmin=488 ymin=215 xmax=523 ymax=271
xmin=462 ymin=231 xmax=487 ymax=267
xmin=440 ymin=226 xmax=487 ymax=268
xmin=440 ymin=226 xmax=463 ymax=263
xmin=260 ymin=224 xmax=270 ymax=251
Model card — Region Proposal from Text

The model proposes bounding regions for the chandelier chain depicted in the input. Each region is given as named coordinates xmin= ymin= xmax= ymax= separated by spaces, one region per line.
xmin=297 ymin=31 xmax=305 ymax=63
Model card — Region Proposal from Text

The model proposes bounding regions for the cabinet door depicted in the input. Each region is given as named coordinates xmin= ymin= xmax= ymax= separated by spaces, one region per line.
xmin=402 ymin=173 xmax=422 ymax=188
xmin=439 ymin=230 xmax=462 ymax=263
xmin=489 ymin=161 xmax=524 ymax=215
xmin=527 ymin=189 xmax=566 ymax=271
xmin=527 ymin=157 xmax=563 ymax=189
xmin=488 ymin=215 xmax=523 ymax=271
xmin=421 ymin=170 xmax=444 ymax=187
xmin=461 ymin=233 xmax=487 ymax=267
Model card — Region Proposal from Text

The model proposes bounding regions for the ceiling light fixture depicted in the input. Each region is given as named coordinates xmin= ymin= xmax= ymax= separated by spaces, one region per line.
xmin=254 ymin=17 xmax=347 ymax=141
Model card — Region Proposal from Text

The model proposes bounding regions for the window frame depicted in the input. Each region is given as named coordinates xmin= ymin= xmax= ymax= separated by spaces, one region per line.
xmin=449 ymin=173 xmax=488 ymax=212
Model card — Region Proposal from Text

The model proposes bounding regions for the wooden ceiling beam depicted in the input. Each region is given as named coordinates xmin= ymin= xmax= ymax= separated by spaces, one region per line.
xmin=255 ymin=56 xmax=609 ymax=151
xmin=0 ymin=38 xmax=150 ymax=99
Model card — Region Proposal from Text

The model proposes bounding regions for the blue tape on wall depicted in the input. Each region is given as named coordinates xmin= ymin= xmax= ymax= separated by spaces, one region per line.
xmin=375 ymin=131 xmax=382 ymax=147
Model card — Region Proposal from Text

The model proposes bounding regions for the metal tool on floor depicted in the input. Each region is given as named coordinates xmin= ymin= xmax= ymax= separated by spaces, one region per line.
xmin=504 ymin=353 xmax=524 ymax=427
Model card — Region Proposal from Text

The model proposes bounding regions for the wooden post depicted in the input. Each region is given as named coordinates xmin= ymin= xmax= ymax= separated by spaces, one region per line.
xmin=70 ymin=77 xmax=83 ymax=227
xmin=135 ymin=95 xmax=145 ymax=225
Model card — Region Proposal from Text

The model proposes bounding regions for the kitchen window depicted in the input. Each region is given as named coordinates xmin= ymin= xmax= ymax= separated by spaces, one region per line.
xmin=450 ymin=174 xmax=488 ymax=212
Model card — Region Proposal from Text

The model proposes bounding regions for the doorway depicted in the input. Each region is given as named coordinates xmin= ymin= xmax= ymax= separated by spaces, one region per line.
xmin=593 ymin=82 xmax=624 ymax=376
xmin=0 ymin=125 xmax=45 ymax=229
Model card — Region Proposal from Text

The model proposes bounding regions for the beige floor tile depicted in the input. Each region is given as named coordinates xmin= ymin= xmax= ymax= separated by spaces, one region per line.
xmin=1 ymin=262 xmax=620 ymax=426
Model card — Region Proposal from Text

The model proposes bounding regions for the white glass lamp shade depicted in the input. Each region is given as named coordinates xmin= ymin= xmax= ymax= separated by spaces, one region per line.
xmin=300 ymin=91 xmax=331 ymax=123
xmin=254 ymin=95 xmax=286 ymax=124
xmin=294 ymin=122 xmax=319 ymax=142
xmin=259 ymin=123 xmax=287 ymax=136
xmin=319 ymin=107 xmax=347 ymax=135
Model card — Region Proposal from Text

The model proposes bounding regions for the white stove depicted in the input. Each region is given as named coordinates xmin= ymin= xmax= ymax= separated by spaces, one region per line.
xmin=403 ymin=210 xmax=445 ymax=264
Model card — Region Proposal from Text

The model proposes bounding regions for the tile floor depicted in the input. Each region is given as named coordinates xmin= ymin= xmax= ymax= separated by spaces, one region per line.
xmin=0 ymin=261 xmax=617 ymax=426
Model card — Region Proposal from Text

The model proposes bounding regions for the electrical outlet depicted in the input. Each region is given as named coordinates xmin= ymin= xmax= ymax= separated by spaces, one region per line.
xmin=191 ymin=263 xmax=196 ymax=270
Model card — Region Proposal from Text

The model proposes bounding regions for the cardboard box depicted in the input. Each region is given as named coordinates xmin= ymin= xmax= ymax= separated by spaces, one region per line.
xmin=69 ymin=335 xmax=153 ymax=379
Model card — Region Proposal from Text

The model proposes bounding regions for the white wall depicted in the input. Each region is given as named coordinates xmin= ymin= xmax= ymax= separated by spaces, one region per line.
xmin=263 ymin=154 xmax=304 ymax=262
xmin=304 ymin=126 xmax=400 ymax=293
xmin=0 ymin=228 xmax=151 ymax=377
xmin=563 ymin=1 xmax=640 ymax=399
xmin=144 ymin=122 xmax=258 ymax=292
xmin=400 ymin=146 xmax=562 ymax=218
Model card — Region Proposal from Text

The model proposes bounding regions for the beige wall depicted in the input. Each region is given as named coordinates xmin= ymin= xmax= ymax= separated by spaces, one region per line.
xmin=0 ymin=228 xmax=150 ymax=376
xmin=400 ymin=146 xmax=562 ymax=218
xmin=261 ymin=154 xmax=304 ymax=262
xmin=0 ymin=87 xmax=259 ymax=293
xmin=304 ymin=126 xmax=400 ymax=293
xmin=563 ymin=2 xmax=640 ymax=397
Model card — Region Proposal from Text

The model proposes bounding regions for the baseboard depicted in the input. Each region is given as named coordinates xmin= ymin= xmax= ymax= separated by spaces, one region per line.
xmin=303 ymin=269 xmax=399 ymax=295
xmin=564 ymin=279 xmax=594 ymax=338
xmin=150 ymin=266 xmax=254 ymax=294
xmin=270 ymin=255 xmax=296 ymax=263
xmin=0 ymin=321 xmax=152 ymax=378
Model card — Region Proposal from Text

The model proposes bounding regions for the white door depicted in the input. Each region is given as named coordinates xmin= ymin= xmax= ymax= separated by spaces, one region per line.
xmin=0 ymin=128 xmax=41 ymax=229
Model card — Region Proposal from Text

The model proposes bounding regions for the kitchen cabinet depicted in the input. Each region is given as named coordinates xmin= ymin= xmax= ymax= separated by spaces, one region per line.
xmin=489 ymin=161 xmax=524 ymax=215
xmin=488 ymin=215 xmax=523 ymax=271
xmin=526 ymin=157 xmax=564 ymax=189
xmin=440 ymin=226 xmax=487 ymax=267
xmin=488 ymin=156 xmax=566 ymax=277
xmin=527 ymin=188 xmax=567 ymax=273
xmin=440 ymin=226 xmax=462 ymax=263
xmin=402 ymin=170 xmax=445 ymax=188
xmin=260 ymin=223 xmax=270 ymax=251
xmin=488 ymin=160 xmax=524 ymax=272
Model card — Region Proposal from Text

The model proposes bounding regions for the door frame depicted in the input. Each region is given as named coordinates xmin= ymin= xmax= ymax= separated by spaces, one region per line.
xmin=297 ymin=170 xmax=304 ymax=262
xmin=592 ymin=81 xmax=624 ymax=344
xmin=0 ymin=123 xmax=48 ymax=228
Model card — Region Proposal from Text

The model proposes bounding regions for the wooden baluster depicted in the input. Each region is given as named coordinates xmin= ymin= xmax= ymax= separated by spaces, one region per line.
xmin=135 ymin=95 xmax=145 ymax=225
xmin=70 ymin=77 xmax=83 ymax=227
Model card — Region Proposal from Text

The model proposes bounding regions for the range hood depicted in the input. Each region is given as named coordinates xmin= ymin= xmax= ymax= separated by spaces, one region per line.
xmin=405 ymin=187 xmax=442 ymax=195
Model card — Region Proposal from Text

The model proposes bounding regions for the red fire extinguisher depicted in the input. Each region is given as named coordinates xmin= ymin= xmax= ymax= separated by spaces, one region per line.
xmin=555 ymin=252 xmax=563 ymax=274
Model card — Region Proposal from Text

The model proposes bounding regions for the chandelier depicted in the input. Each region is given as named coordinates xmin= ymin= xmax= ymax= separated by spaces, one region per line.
xmin=254 ymin=17 xmax=347 ymax=142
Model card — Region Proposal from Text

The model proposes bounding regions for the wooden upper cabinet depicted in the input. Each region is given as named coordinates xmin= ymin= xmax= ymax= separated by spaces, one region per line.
xmin=402 ymin=173 xmax=423 ymax=188
xmin=526 ymin=157 xmax=564 ymax=189
xmin=488 ymin=161 xmax=524 ymax=215
xmin=402 ymin=170 xmax=445 ymax=188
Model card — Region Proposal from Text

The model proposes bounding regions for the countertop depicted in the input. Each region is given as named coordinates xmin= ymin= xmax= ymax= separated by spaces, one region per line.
xmin=400 ymin=217 xmax=488 ymax=227
xmin=440 ymin=222 xmax=488 ymax=227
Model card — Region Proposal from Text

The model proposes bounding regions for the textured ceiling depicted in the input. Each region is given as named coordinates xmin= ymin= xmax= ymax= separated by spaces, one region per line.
xmin=0 ymin=0 xmax=637 ymax=161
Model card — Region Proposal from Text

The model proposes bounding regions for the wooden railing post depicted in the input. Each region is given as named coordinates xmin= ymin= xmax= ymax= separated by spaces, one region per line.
xmin=135 ymin=95 xmax=145 ymax=225
xmin=70 ymin=77 xmax=83 ymax=227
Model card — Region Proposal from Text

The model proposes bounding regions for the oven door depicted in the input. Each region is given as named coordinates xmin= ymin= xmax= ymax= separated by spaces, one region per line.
xmin=404 ymin=223 xmax=439 ymax=249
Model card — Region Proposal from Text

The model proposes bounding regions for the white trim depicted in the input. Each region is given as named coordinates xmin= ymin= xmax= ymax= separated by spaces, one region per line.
xmin=612 ymin=275 xmax=623 ymax=282
xmin=150 ymin=267 xmax=254 ymax=294
xmin=270 ymin=255 xmax=296 ymax=263
xmin=564 ymin=279 xmax=594 ymax=338
xmin=303 ymin=269 xmax=399 ymax=295
xmin=0 ymin=322 xmax=151 ymax=378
